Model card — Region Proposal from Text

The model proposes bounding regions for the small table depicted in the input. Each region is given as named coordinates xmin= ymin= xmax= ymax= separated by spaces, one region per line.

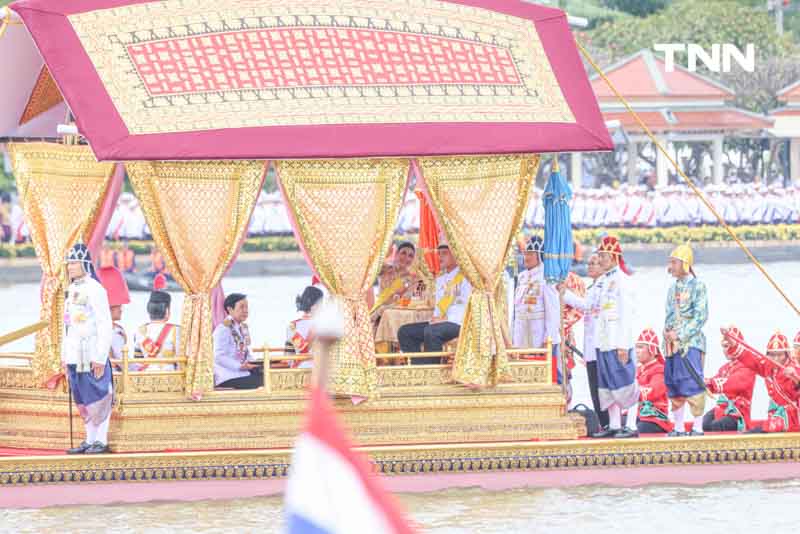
xmin=374 ymin=306 xmax=434 ymax=350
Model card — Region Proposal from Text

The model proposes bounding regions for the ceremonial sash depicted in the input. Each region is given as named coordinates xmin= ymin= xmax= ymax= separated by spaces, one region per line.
xmin=631 ymin=203 xmax=644 ymax=225
xmin=289 ymin=319 xmax=313 ymax=354
xmin=370 ymin=276 xmax=405 ymax=315
xmin=645 ymin=207 xmax=656 ymax=226
xmin=436 ymin=271 xmax=465 ymax=318
xmin=137 ymin=323 xmax=174 ymax=370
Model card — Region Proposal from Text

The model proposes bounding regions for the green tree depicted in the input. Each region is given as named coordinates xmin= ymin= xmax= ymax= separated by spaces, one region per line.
xmin=588 ymin=1 xmax=800 ymax=184
xmin=602 ymin=0 xmax=670 ymax=17
xmin=589 ymin=0 xmax=792 ymax=62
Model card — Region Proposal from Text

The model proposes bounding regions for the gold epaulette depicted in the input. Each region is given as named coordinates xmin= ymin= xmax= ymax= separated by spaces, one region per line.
xmin=223 ymin=318 xmax=232 ymax=328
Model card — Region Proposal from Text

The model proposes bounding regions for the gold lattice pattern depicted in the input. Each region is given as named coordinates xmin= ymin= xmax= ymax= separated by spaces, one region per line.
xmin=127 ymin=160 xmax=266 ymax=397
xmin=8 ymin=143 xmax=116 ymax=384
xmin=418 ymin=154 xmax=539 ymax=387
xmin=67 ymin=0 xmax=574 ymax=134
xmin=276 ymin=159 xmax=409 ymax=398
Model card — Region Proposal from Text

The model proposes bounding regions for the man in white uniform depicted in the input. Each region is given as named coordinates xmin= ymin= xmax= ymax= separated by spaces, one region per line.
xmin=63 ymin=243 xmax=114 ymax=454
xmin=398 ymin=244 xmax=471 ymax=364
xmin=512 ymin=236 xmax=560 ymax=350
xmin=561 ymin=252 xmax=607 ymax=428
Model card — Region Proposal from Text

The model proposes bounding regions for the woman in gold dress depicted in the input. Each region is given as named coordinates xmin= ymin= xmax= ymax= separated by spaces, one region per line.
xmin=370 ymin=241 xmax=421 ymax=324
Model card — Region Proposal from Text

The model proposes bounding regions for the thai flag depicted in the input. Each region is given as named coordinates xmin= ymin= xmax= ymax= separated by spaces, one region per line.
xmin=285 ymin=386 xmax=416 ymax=534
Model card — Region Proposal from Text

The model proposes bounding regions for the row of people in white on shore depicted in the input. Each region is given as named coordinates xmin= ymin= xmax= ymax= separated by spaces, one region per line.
xmin=5 ymin=182 xmax=800 ymax=245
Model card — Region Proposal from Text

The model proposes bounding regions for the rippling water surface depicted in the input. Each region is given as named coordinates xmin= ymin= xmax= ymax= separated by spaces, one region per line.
xmin=4 ymin=480 xmax=800 ymax=532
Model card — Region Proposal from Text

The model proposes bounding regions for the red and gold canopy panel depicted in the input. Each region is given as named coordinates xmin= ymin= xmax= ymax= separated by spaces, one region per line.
xmin=13 ymin=0 xmax=612 ymax=160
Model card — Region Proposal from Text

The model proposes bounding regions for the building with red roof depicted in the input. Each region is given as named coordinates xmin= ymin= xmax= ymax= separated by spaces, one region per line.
xmin=587 ymin=49 xmax=773 ymax=187
xmin=770 ymin=81 xmax=800 ymax=182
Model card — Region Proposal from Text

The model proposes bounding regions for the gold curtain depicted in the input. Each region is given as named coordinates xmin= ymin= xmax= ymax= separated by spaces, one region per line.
xmin=127 ymin=161 xmax=266 ymax=398
xmin=276 ymin=159 xmax=408 ymax=399
xmin=8 ymin=143 xmax=116 ymax=384
xmin=417 ymin=154 xmax=539 ymax=387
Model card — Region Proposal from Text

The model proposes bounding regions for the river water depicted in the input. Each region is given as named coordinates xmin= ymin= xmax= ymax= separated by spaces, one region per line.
xmin=2 ymin=261 xmax=800 ymax=528
xmin=3 ymin=480 xmax=800 ymax=532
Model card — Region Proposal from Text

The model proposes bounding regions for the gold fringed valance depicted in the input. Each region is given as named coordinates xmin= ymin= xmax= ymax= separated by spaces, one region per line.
xmin=276 ymin=159 xmax=408 ymax=399
xmin=127 ymin=160 xmax=266 ymax=399
xmin=8 ymin=143 xmax=116 ymax=385
xmin=417 ymin=154 xmax=539 ymax=387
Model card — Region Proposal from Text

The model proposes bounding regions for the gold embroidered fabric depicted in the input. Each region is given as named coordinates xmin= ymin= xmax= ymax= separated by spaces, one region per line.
xmin=8 ymin=143 xmax=115 ymax=384
xmin=276 ymin=159 xmax=408 ymax=399
xmin=418 ymin=154 xmax=539 ymax=387
xmin=127 ymin=160 xmax=266 ymax=398
xmin=18 ymin=66 xmax=64 ymax=126
xmin=67 ymin=0 xmax=573 ymax=135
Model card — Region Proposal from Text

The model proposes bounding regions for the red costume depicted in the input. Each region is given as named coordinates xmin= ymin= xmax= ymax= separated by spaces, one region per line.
xmin=704 ymin=327 xmax=755 ymax=431
xmin=635 ymin=329 xmax=673 ymax=433
xmin=733 ymin=332 xmax=800 ymax=433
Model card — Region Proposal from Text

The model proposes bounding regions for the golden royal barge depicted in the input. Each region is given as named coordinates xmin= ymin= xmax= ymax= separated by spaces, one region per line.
xmin=1 ymin=0 xmax=800 ymax=507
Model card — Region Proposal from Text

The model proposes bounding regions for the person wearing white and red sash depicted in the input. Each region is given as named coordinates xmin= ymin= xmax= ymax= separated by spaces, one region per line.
xmin=703 ymin=326 xmax=755 ymax=432
xmin=726 ymin=330 xmax=800 ymax=433
xmin=286 ymin=286 xmax=324 ymax=369
xmin=132 ymin=291 xmax=180 ymax=372
xmin=793 ymin=331 xmax=800 ymax=366
xmin=635 ymin=328 xmax=673 ymax=435
xmin=97 ymin=266 xmax=130 ymax=367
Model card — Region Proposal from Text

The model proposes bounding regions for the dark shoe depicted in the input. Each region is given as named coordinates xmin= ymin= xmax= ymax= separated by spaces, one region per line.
xmin=66 ymin=441 xmax=91 ymax=454
xmin=84 ymin=441 xmax=110 ymax=454
xmin=592 ymin=427 xmax=618 ymax=438
xmin=687 ymin=430 xmax=705 ymax=437
xmin=614 ymin=427 xmax=639 ymax=439
xmin=667 ymin=430 xmax=685 ymax=437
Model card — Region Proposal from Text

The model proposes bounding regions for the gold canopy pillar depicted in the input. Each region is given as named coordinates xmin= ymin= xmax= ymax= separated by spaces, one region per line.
xmin=416 ymin=155 xmax=539 ymax=387
xmin=276 ymin=159 xmax=408 ymax=400
xmin=8 ymin=143 xmax=117 ymax=385
xmin=127 ymin=161 xmax=266 ymax=399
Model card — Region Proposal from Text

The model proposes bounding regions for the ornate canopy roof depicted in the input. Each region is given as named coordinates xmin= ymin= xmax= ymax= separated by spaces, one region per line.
xmin=12 ymin=0 xmax=612 ymax=160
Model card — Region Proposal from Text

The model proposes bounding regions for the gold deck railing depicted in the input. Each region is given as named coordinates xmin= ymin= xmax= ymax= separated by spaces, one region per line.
xmin=0 ymin=321 xmax=47 ymax=349
xmin=3 ymin=331 xmax=554 ymax=398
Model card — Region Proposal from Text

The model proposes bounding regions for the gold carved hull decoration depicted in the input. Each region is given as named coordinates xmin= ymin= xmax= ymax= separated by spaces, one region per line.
xmin=2 ymin=433 xmax=800 ymax=487
xmin=3 ymin=362 xmax=800 ymax=488
xmin=0 ymin=361 xmax=576 ymax=452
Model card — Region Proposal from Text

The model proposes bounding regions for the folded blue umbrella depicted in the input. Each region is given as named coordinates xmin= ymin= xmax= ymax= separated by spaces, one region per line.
xmin=542 ymin=157 xmax=574 ymax=284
